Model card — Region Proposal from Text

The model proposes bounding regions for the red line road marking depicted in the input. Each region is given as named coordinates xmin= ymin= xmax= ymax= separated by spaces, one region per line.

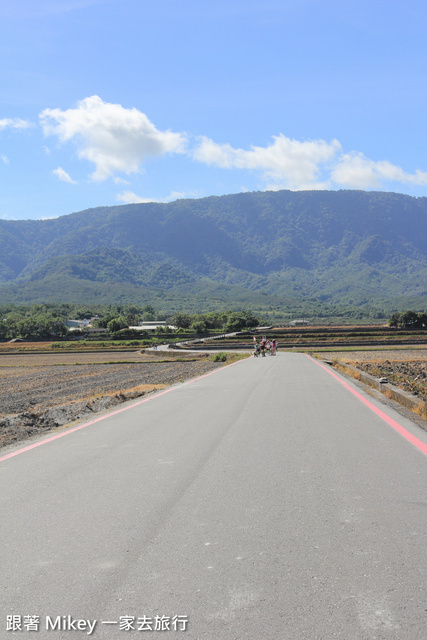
xmin=0 ymin=357 xmax=245 ymax=463
xmin=308 ymin=355 xmax=427 ymax=456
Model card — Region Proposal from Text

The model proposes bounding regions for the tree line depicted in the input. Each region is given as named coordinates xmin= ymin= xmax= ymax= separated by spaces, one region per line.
xmin=170 ymin=310 xmax=259 ymax=333
xmin=2 ymin=301 xmax=424 ymax=341
xmin=0 ymin=303 xmax=159 ymax=341
xmin=0 ymin=303 xmax=260 ymax=340
xmin=388 ymin=310 xmax=427 ymax=328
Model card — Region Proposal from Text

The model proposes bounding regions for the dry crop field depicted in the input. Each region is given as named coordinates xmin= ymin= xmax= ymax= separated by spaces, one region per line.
xmin=317 ymin=348 xmax=427 ymax=404
xmin=0 ymin=350 xmax=226 ymax=416
xmin=0 ymin=350 xmax=241 ymax=448
xmin=0 ymin=341 xmax=147 ymax=352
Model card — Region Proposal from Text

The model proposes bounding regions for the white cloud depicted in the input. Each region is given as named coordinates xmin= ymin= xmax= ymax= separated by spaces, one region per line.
xmin=116 ymin=190 xmax=194 ymax=205
xmin=0 ymin=118 xmax=32 ymax=131
xmin=193 ymin=133 xmax=427 ymax=192
xmin=116 ymin=191 xmax=156 ymax=204
xmin=37 ymin=95 xmax=427 ymax=194
xmin=1 ymin=154 xmax=9 ymax=164
xmin=40 ymin=96 xmax=187 ymax=181
xmin=168 ymin=190 xmax=193 ymax=201
xmin=331 ymin=152 xmax=427 ymax=189
xmin=53 ymin=167 xmax=77 ymax=184
xmin=113 ymin=176 xmax=131 ymax=185
xmin=193 ymin=133 xmax=341 ymax=190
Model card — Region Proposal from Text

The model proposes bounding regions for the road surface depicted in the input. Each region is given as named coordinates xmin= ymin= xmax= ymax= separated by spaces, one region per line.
xmin=1 ymin=353 xmax=426 ymax=639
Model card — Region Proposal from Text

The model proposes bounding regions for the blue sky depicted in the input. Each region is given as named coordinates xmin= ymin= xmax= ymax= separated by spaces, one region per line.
xmin=1 ymin=0 xmax=426 ymax=220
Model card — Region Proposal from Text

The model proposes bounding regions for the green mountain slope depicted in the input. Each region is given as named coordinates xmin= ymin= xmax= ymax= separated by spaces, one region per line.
xmin=0 ymin=190 xmax=426 ymax=312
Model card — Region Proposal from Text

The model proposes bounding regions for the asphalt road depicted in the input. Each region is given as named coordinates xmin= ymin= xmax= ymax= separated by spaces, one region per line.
xmin=1 ymin=353 xmax=426 ymax=640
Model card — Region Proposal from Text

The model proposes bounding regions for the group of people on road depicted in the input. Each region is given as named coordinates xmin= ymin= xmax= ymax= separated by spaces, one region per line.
xmin=253 ymin=336 xmax=277 ymax=357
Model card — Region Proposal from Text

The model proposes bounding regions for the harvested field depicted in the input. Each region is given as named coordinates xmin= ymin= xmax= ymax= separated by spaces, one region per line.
xmin=0 ymin=341 xmax=146 ymax=352
xmin=0 ymin=349 xmax=183 ymax=367
xmin=318 ymin=348 xmax=427 ymax=362
xmin=0 ymin=361 xmax=217 ymax=416
xmin=0 ymin=350 xmax=240 ymax=449
xmin=317 ymin=349 xmax=427 ymax=404
xmin=358 ymin=361 xmax=426 ymax=403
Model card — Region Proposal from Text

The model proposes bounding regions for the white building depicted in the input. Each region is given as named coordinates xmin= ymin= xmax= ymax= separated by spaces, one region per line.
xmin=129 ymin=321 xmax=176 ymax=334
xmin=289 ymin=319 xmax=310 ymax=327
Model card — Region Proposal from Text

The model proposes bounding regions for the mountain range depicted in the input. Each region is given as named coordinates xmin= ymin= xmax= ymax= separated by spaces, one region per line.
xmin=1 ymin=189 xmax=426 ymax=317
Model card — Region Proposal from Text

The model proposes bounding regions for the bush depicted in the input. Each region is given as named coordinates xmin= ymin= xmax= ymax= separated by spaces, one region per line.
xmin=211 ymin=352 xmax=227 ymax=362
xmin=388 ymin=310 xmax=427 ymax=328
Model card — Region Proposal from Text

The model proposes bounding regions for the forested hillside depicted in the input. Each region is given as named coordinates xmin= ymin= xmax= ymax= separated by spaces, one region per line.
xmin=0 ymin=190 xmax=426 ymax=317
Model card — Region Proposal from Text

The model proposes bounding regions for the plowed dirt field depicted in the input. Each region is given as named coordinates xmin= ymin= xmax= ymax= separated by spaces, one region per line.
xmin=0 ymin=351 xmax=232 ymax=448
xmin=319 ymin=348 xmax=427 ymax=403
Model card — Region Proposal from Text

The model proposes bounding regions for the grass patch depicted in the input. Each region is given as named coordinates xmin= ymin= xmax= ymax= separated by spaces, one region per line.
xmin=209 ymin=352 xmax=250 ymax=364
xmin=211 ymin=352 xmax=227 ymax=362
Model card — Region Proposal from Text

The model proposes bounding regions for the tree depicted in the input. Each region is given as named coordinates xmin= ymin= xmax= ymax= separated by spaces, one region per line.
xmin=95 ymin=311 xmax=119 ymax=328
xmin=418 ymin=313 xmax=427 ymax=328
xmin=191 ymin=320 xmax=207 ymax=333
xmin=107 ymin=316 xmax=128 ymax=333
xmin=48 ymin=317 xmax=69 ymax=337
xmin=74 ymin=306 xmax=96 ymax=320
xmin=225 ymin=310 xmax=259 ymax=331
xmin=388 ymin=312 xmax=400 ymax=327
xmin=0 ymin=320 xmax=8 ymax=341
xmin=141 ymin=305 xmax=156 ymax=321
xmin=400 ymin=310 xmax=418 ymax=328
xmin=172 ymin=313 xmax=192 ymax=329
xmin=388 ymin=310 xmax=427 ymax=329
xmin=124 ymin=304 xmax=142 ymax=326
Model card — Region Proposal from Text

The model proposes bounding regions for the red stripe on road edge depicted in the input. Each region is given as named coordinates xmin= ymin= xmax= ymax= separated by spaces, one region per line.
xmin=0 ymin=357 xmax=246 ymax=462
xmin=307 ymin=355 xmax=427 ymax=456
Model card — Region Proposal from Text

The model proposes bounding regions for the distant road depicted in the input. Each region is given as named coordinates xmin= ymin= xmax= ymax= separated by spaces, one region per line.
xmin=1 ymin=353 xmax=426 ymax=639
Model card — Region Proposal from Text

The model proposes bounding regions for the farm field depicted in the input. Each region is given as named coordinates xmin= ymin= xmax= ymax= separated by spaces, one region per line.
xmin=0 ymin=350 xmax=241 ymax=449
xmin=316 ymin=348 xmax=427 ymax=404
xmin=1 ymin=325 xmax=426 ymax=448
xmin=182 ymin=325 xmax=427 ymax=351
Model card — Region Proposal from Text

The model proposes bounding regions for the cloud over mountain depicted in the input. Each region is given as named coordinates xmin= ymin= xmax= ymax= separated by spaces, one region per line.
xmin=331 ymin=152 xmax=427 ymax=189
xmin=193 ymin=134 xmax=341 ymax=190
xmin=193 ymin=132 xmax=427 ymax=192
xmin=31 ymin=95 xmax=427 ymax=199
xmin=40 ymin=96 xmax=187 ymax=181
